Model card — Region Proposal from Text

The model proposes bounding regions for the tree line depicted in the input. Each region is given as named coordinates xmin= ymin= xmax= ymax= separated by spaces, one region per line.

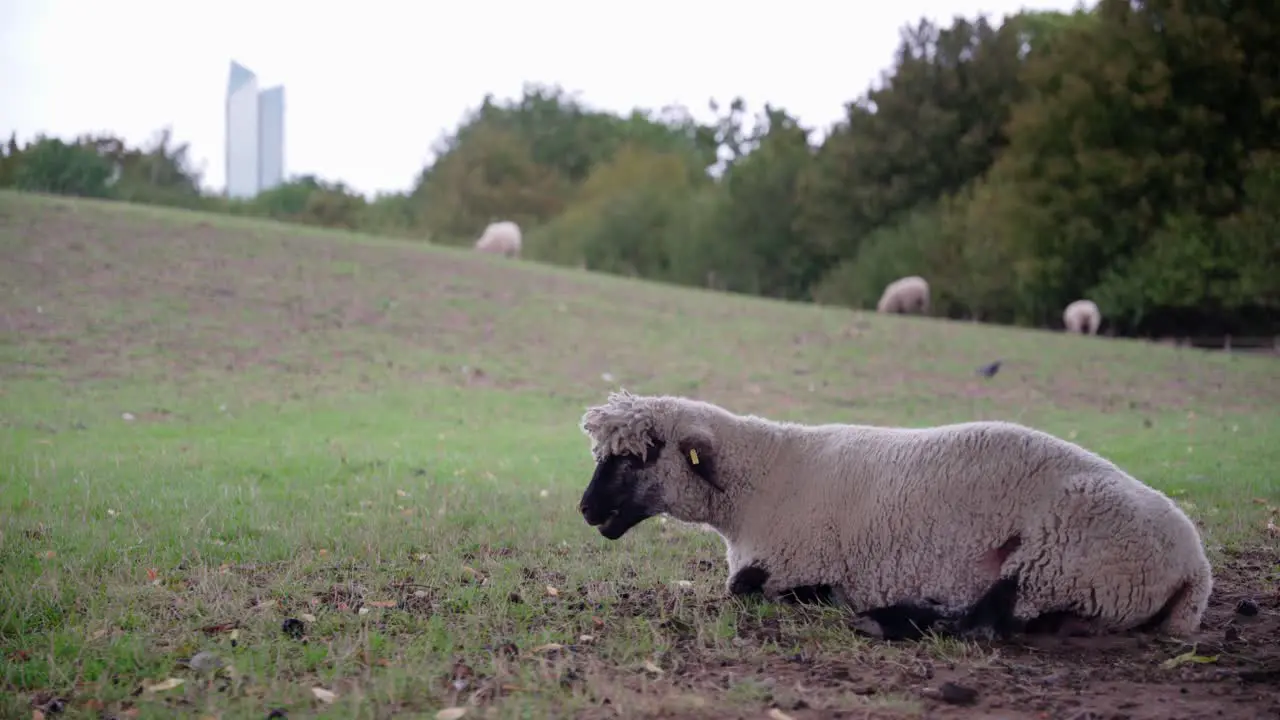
xmin=3 ymin=0 xmax=1276 ymax=337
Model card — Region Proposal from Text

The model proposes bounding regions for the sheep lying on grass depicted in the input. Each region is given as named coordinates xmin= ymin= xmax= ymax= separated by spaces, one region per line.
xmin=576 ymin=390 xmax=1212 ymax=641
xmin=876 ymin=275 xmax=930 ymax=315
xmin=473 ymin=220 xmax=523 ymax=258
xmin=1063 ymin=299 xmax=1101 ymax=334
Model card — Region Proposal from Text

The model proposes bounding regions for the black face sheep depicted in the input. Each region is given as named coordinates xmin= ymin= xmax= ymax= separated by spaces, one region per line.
xmin=1063 ymin=299 xmax=1101 ymax=335
xmin=576 ymin=390 xmax=1212 ymax=641
xmin=876 ymin=276 xmax=930 ymax=315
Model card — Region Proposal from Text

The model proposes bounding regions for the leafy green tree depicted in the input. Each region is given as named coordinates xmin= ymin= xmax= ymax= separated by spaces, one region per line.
xmin=809 ymin=205 xmax=945 ymax=310
xmin=14 ymin=136 xmax=113 ymax=198
xmin=252 ymin=175 xmax=327 ymax=219
xmin=697 ymin=106 xmax=820 ymax=299
xmin=985 ymin=0 xmax=1280 ymax=330
xmin=413 ymin=123 xmax=571 ymax=243
xmin=526 ymin=143 xmax=709 ymax=277
xmin=411 ymin=84 xmax=724 ymax=246
xmin=0 ymin=133 xmax=22 ymax=187
xmin=798 ymin=11 xmax=1048 ymax=264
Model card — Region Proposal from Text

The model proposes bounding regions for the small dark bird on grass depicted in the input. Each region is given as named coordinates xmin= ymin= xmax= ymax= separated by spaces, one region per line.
xmin=976 ymin=360 xmax=1002 ymax=379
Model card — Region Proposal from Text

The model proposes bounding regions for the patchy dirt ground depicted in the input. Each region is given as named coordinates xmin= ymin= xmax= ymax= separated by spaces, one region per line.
xmin=517 ymin=546 xmax=1278 ymax=720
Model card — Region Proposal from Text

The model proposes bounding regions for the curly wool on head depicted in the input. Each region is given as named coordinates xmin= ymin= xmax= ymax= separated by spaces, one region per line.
xmin=581 ymin=390 xmax=663 ymax=461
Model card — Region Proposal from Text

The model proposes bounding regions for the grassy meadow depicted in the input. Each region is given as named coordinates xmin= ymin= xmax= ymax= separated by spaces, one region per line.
xmin=1 ymin=190 xmax=1277 ymax=719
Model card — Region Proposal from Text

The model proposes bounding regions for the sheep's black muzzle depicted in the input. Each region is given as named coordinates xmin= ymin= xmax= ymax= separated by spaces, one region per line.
xmin=579 ymin=453 xmax=654 ymax=540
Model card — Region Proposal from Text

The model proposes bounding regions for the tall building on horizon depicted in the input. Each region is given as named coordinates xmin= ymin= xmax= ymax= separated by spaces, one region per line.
xmin=225 ymin=60 xmax=285 ymax=199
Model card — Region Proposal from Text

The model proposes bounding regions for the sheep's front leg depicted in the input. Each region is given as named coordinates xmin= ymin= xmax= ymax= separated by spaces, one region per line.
xmin=727 ymin=563 xmax=769 ymax=597
xmin=727 ymin=559 xmax=830 ymax=605
xmin=726 ymin=558 xmax=791 ymax=599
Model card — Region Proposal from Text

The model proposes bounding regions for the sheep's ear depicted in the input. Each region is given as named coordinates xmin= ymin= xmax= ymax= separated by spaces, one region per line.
xmin=678 ymin=436 xmax=723 ymax=492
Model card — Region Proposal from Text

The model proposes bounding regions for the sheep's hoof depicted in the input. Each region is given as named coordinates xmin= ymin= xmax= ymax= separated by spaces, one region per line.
xmin=1025 ymin=611 xmax=1098 ymax=638
xmin=849 ymin=616 xmax=886 ymax=639
xmin=856 ymin=604 xmax=945 ymax=641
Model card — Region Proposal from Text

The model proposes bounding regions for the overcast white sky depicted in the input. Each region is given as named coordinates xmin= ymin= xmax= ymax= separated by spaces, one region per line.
xmin=1 ymin=0 xmax=1086 ymax=197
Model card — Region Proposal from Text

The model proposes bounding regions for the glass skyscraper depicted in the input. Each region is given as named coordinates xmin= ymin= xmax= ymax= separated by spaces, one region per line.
xmin=225 ymin=61 xmax=285 ymax=199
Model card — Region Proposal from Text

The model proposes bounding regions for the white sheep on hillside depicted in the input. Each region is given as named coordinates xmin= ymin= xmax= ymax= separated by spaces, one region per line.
xmin=1063 ymin=299 xmax=1101 ymax=335
xmin=473 ymin=220 xmax=523 ymax=258
xmin=576 ymin=390 xmax=1212 ymax=641
xmin=876 ymin=276 xmax=930 ymax=315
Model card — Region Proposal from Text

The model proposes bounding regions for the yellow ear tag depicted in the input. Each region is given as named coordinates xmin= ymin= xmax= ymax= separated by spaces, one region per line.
xmin=689 ymin=449 xmax=699 ymax=465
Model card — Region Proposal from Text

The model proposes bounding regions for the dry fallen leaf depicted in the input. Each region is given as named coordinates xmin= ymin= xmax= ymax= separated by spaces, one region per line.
xmin=396 ymin=489 xmax=408 ymax=497
xmin=1161 ymin=649 xmax=1219 ymax=669
xmin=531 ymin=643 xmax=564 ymax=653
xmin=545 ymin=585 xmax=559 ymax=597
xmin=311 ymin=687 xmax=338 ymax=703
xmin=436 ymin=708 xmax=468 ymax=720
xmin=145 ymin=678 xmax=185 ymax=692
xmin=32 ymin=710 xmax=45 ymax=720
xmin=300 ymin=613 xmax=318 ymax=623
xmin=1266 ymin=519 xmax=1278 ymax=537
xmin=367 ymin=600 xmax=397 ymax=608
xmin=768 ymin=710 xmax=796 ymax=720
xmin=641 ymin=660 xmax=664 ymax=675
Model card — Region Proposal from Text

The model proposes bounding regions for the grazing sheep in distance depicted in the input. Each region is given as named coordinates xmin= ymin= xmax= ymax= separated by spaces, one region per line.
xmin=1063 ymin=299 xmax=1101 ymax=335
xmin=576 ymin=390 xmax=1212 ymax=641
xmin=876 ymin=276 xmax=930 ymax=315
xmin=473 ymin=220 xmax=523 ymax=258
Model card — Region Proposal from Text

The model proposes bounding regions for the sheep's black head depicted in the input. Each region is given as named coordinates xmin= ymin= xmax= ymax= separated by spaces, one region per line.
xmin=578 ymin=390 xmax=724 ymax=539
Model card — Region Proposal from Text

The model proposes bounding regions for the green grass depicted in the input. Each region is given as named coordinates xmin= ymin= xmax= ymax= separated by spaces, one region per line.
xmin=1 ymin=190 xmax=1277 ymax=719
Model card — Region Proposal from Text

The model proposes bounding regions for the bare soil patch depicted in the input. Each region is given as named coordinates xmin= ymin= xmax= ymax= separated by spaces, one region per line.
xmin=558 ymin=546 xmax=1279 ymax=719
